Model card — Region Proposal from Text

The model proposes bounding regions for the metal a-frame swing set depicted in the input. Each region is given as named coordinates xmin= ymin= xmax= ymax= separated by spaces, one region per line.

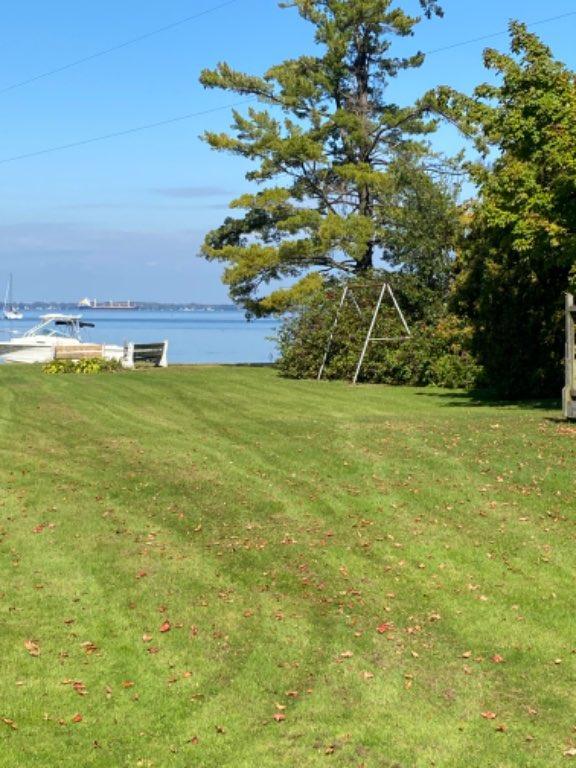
xmin=317 ymin=280 xmax=411 ymax=385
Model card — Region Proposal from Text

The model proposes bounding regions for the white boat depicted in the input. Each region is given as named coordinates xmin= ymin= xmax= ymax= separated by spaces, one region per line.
xmin=0 ymin=314 xmax=123 ymax=364
xmin=3 ymin=274 xmax=23 ymax=320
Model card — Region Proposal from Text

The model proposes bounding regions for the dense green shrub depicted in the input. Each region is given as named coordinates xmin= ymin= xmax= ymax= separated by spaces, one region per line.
xmin=276 ymin=279 xmax=482 ymax=389
xmin=43 ymin=358 xmax=122 ymax=375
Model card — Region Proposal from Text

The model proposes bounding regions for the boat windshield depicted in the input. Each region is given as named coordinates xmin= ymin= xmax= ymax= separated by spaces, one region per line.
xmin=22 ymin=315 xmax=86 ymax=340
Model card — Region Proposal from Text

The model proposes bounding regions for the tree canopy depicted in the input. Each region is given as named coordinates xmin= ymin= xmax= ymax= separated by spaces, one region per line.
xmin=431 ymin=23 xmax=576 ymax=397
xmin=198 ymin=0 xmax=459 ymax=316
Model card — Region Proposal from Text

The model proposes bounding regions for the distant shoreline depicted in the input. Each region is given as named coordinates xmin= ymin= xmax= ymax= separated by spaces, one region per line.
xmin=10 ymin=302 xmax=239 ymax=312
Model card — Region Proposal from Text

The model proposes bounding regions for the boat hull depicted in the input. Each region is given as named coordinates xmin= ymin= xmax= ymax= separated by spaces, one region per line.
xmin=0 ymin=339 xmax=123 ymax=364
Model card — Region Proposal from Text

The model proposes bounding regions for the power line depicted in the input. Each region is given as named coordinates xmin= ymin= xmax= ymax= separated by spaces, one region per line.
xmin=426 ymin=10 xmax=576 ymax=55
xmin=0 ymin=8 xmax=575 ymax=166
xmin=0 ymin=0 xmax=242 ymax=95
xmin=0 ymin=99 xmax=254 ymax=165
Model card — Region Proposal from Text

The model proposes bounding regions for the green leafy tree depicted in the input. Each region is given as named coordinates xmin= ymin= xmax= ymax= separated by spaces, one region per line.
xmin=198 ymin=0 xmax=454 ymax=316
xmin=430 ymin=23 xmax=576 ymax=397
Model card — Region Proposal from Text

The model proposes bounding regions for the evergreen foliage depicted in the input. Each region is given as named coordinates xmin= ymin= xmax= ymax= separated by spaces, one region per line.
xmin=198 ymin=0 xmax=457 ymax=316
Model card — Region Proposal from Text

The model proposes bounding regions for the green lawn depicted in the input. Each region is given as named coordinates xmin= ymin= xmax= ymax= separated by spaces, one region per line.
xmin=0 ymin=365 xmax=574 ymax=767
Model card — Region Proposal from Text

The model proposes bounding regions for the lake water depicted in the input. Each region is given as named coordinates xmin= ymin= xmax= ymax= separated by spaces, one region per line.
xmin=0 ymin=310 xmax=279 ymax=364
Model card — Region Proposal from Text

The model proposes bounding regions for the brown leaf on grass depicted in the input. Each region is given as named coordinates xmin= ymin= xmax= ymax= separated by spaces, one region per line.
xmin=160 ymin=621 xmax=171 ymax=633
xmin=481 ymin=711 xmax=497 ymax=720
xmin=71 ymin=713 xmax=83 ymax=723
xmin=564 ymin=747 xmax=576 ymax=757
xmin=376 ymin=623 xmax=393 ymax=634
xmin=72 ymin=681 xmax=87 ymax=696
xmin=273 ymin=713 xmax=286 ymax=722
xmin=136 ymin=571 xmax=147 ymax=579
xmin=340 ymin=651 xmax=354 ymax=659
xmin=2 ymin=718 xmax=17 ymax=730
xmin=142 ymin=634 xmax=153 ymax=643
xmin=24 ymin=639 xmax=40 ymax=657
xmin=461 ymin=651 xmax=472 ymax=659
xmin=495 ymin=723 xmax=508 ymax=733
xmin=188 ymin=736 xmax=200 ymax=745
xmin=81 ymin=642 xmax=98 ymax=655
xmin=147 ymin=646 xmax=160 ymax=654
xmin=491 ymin=654 xmax=505 ymax=664
xmin=121 ymin=681 xmax=135 ymax=689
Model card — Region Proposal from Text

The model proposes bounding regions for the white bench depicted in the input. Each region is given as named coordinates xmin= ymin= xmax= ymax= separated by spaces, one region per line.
xmin=122 ymin=341 xmax=168 ymax=369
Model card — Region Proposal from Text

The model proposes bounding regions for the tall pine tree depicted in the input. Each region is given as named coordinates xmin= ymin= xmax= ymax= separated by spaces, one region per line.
xmin=198 ymin=0 xmax=454 ymax=316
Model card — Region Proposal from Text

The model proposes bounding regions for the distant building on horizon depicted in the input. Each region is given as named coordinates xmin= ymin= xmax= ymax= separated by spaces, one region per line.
xmin=78 ymin=298 xmax=137 ymax=310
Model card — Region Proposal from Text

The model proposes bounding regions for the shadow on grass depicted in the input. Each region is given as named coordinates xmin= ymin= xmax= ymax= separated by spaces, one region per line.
xmin=416 ymin=389 xmax=560 ymax=411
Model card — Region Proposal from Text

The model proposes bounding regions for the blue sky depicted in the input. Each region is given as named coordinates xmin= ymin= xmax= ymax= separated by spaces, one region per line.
xmin=1 ymin=0 xmax=575 ymax=303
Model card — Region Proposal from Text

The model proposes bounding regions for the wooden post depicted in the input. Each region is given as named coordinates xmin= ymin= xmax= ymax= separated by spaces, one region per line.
xmin=563 ymin=293 xmax=575 ymax=419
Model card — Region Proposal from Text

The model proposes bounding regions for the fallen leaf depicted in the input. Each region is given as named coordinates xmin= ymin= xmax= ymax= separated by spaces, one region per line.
xmin=492 ymin=654 xmax=505 ymax=664
xmin=564 ymin=747 xmax=576 ymax=757
xmin=147 ymin=646 xmax=160 ymax=654
xmin=376 ymin=623 xmax=393 ymax=634
xmin=495 ymin=724 xmax=508 ymax=733
xmin=189 ymin=736 xmax=199 ymax=745
xmin=121 ymin=681 xmax=135 ymax=689
xmin=142 ymin=634 xmax=153 ymax=643
xmin=340 ymin=651 xmax=353 ymax=659
xmin=2 ymin=718 xmax=17 ymax=730
xmin=273 ymin=713 xmax=286 ymax=722
xmin=481 ymin=711 xmax=497 ymax=720
xmin=24 ymin=639 xmax=40 ymax=657
xmin=81 ymin=642 xmax=98 ymax=655
xmin=160 ymin=621 xmax=171 ymax=633
xmin=71 ymin=713 xmax=83 ymax=724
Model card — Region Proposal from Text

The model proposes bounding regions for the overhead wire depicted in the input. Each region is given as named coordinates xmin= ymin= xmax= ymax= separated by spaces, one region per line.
xmin=0 ymin=7 xmax=575 ymax=165
xmin=425 ymin=9 xmax=576 ymax=55
xmin=0 ymin=0 xmax=242 ymax=95
xmin=0 ymin=99 xmax=255 ymax=166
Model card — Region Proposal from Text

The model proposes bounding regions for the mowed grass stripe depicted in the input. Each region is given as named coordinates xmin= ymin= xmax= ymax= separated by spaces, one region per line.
xmin=0 ymin=365 xmax=574 ymax=767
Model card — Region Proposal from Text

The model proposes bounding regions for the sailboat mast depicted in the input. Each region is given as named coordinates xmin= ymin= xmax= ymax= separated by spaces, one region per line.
xmin=3 ymin=275 xmax=10 ymax=311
